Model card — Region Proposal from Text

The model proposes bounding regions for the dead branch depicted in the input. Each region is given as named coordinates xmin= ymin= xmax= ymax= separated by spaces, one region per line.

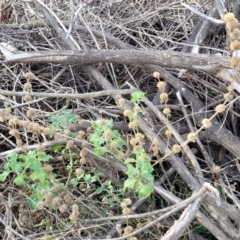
xmin=0 ymin=45 xmax=230 ymax=73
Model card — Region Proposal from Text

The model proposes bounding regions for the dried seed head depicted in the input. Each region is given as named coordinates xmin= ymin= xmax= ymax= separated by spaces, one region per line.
xmin=79 ymin=157 xmax=87 ymax=164
xmin=43 ymin=128 xmax=51 ymax=135
xmin=215 ymin=104 xmax=226 ymax=113
xmin=202 ymin=118 xmax=212 ymax=128
xmin=80 ymin=149 xmax=88 ymax=158
xmin=130 ymin=137 xmax=138 ymax=146
xmin=223 ymin=92 xmax=233 ymax=102
xmin=132 ymin=119 xmax=138 ymax=127
xmin=160 ymin=92 xmax=168 ymax=104
xmin=77 ymin=117 xmax=85 ymax=126
xmin=99 ymin=119 xmax=106 ymax=126
xmin=153 ymin=71 xmax=160 ymax=79
xmin=121 ymin=198 xmax=132 ymax=208
xmin=134 ymin=105 xmax=142 ymax=113
xmin=36 ymin=145 xmax=47 ymax=152
xmin=63 ymin=129 xmax=70 ymax=136
xmin=24 ymin=71 xmax=34 ymax=80
xmin=152 ymin=145 xmax=159 ymax=152
xmin=128 ymin=122 xmax=134 ymax=129
xmin=69 ymin=213 xmax=78 ymax=221
xmin=78 ymin=130 xmax=85 ymax=138
xmin=59 ymin=204 xmax=68 ymax=213
xmin=137 ymin=223 xmax=142 ymax=229
xmin=23 ymin=94 xmax=32 ymax=102
xmin=54 ymin=133 xmax=61 ymax=140
xmin=165 ymin=129 xmax=172 ymax=138
xmin=32 ymin=123 xmax=41 ymax=133
xmin=133 ymin=145 xmax=141 ymax=151
xmin=227 ymin=84 xmax=234 ymax=92
xmin=43 ymin=164 xmax=53 ymax=173
xmin=118 ymin=98 xmax=125 ymax=106
xmin=72 ymin=204 xmax=79 ymax=213
xmin=75 ymin=168 xmax=85 ymax=175
xmin=110 ymin=141 xmax=118 ymax=149
xmin=135 ymin=133 xmax=143 ymax=141
xmin=82 ymin=141 xmax=89 ymax=147
xmin=27 ymin=108 xmax=36 ymax=118
xmin=226 ymin=19 xmax=239 ymax=32
xmin=118 ymin=151 xmax=125 ymax=159
xmin=211 ymin=165 xmax=221 ymax=173
xmin=9 ymin=129 xmax=20 ymax=138
xmin=124 ymin=226 xmax=133 ymax=234
xmin=230 ymin=40 xmax=240 ymax=51
xmin=157 ymin=81 xmax=165 ymax=91
xmin=4 ymin=108 xmax=11 ymax=116
xmin=79 ymin=183 xmax=87 ymax=191
xmin=67 ymin=140 xmax=75 ymax=149
xmin=103 ymin=129 xmax=111 ymax=139
xmin=16 ymin=139 xmax=23 ymax=147
xmin=52 ymin=197 xmax=61 ymax=207
xmin=37 ymin=201 xmax=45 ymax=210
xmin=151 ymin=138 xmax=158 ymax=146
xmin=163 ymin=107 xmax=171 ymax=116
xmin=122 ymin=207 xmax=131 ymax=215
xmin=63 ymin=194 xmax=72 ymax=202
xmin=231 ymin=56 xmax=240 ymax=69
xmin=40 ymin=189 xmax=46 ymax=195
xmin=24 ymin=81 xmax=32 ymax=90
xmin=230 ymin=28 xmax=240 ymax=40
xmin=8 ymin=118 xmax=19 ymax=127
xmin=172 ymin=144 xmax=181 ymax=153
xmin=187 ymin=133 xmax=196 ymax=143
xmin=224 ymin=13 xmax=236 ymax=22
xmin=123 ymin=109 xmax=132 ymax=117
xmin=51 ymin=184 xmax=60 ymax=193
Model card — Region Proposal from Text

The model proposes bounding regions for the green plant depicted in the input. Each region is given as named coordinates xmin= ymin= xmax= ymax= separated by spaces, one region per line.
xmin=89 ymin=118 xmax=125 ymax=157
xmin=48 ymin=109 xmax=78 ymax=130
xmin=124 ymin=149 xmax=154 ymax=198
xmin=0 ymin=150 xmax=56 ymax=209
xmin=89 ymin=92 xmax=154 ymax=198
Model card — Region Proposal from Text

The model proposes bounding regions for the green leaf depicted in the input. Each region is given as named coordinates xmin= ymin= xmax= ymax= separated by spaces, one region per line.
xmin=37 ymin=152 xmax=53 ymax=162
xmin=50 ymin=144 xmax=63 ymax=152
xmin=28 ymin=192 xmax=45 ymax=210
xmin=29 ymin=171 xmax=48 ymax=184
xmin=141 ymin=163 xmax=153 ymax=178
xmin=0 ymin=171 xmax=10 ymax=182
xmin=126 ymin=164 xmax=138 ymax=178
xmin=130 ymin=91 xmax=145 ymax=103
xmin=95 ymin=187 xmax=104 ymax=194
xmin=6 ymin=152 xmax=18 ymax=162
xmin=9 ymin=161 xmax=23 ymax=172
xmin=89 ymin=133 xmax=105 ymax=146
xmin=48 ymin=110 xmax=77 ymax=129
xmin=125 ymin=158 xmax=136 ymax=164
xmin=124 ymin=178 xmax=135 ymax=190
xmin=110 ymin=130 xmax=120 ymax=138
xmin=128 ymin=112 xmax=135 ymax=121
xmin=28 ymin=161 xmax=42 ymax=171
xmin=94 ymin=146 xmax=106 ymax=156
xmin=105 ymin=119 xmax=113 ymax=129
xmin=3 ymin=162 xmax=10 ymax=172
xmin=138 ymin=184 xmax=153 ymax=198
xmin=115 ymin=137 xmax=125 ymax=148
xmin=14 ymin=175 xmax=25 ymax=185
xmin=70 ymin=178 xmax=79 ymax=186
